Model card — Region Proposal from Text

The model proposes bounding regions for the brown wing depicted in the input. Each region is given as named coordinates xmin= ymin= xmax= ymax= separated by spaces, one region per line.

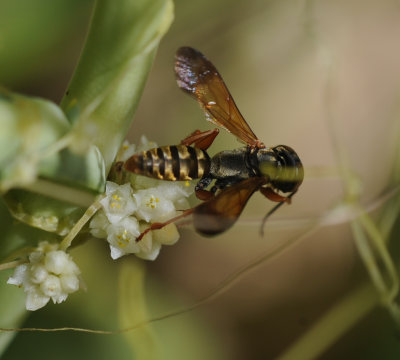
xmin=193 ymin=177 xmax=266 ymax=236
xmin=175 ymin=47 xmax=261 ymax=147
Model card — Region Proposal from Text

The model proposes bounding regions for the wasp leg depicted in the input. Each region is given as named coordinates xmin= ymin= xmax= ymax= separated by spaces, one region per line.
xmin=260 ymin=187 xmax=291 ymax=203
xmin=136 ymin=208 xmax=195 ymax=242
xmin=195 ymin=189 xmax=214 ymax=201
xmin=210 ymin=178 xmax=237 ymax=194
xmin=181 ymin=128 xmax=219 ymax=151
xmin=195 ymin=176 xmax=214 ymax=200
xmin=196 ymin=178 xmax=237 ymax=200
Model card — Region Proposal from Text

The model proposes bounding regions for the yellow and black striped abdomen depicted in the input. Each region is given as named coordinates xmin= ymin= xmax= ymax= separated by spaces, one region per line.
xmin=124 ymin=145 xmax=210 ymax=181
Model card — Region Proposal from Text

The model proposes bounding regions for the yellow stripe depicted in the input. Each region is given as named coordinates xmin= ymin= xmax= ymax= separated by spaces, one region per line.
xmin=177 ymin=145 xmax=193 ymax=180
xmin=196 ymin=148 xmax=206 ymax=178
xmin=161 ymin=146 xmax=176 ymax=181
xmin=149 ymin=148 xmax=163 ymax=179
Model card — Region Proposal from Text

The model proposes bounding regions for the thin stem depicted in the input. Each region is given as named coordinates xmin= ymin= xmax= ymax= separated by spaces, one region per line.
xmin=356 ymin=209 xmax=399 ymax=301
xmin=21 ymin=178 xmax=97 ymax=208
xmin=317 ymin=15 xmax=400 ymax=326
xmin=60 ymin=197 xmax=104 ymax=251
xmin=40 ymin=133 xmax=73 ymax=159
xmin=0 ymin=326 xmax=114 ymax=335
xmin=351 ymin=221 xmax=388 ymax=295
xmin=0 ymin=259 xmax=28 ymax=271
xmin=0 ymin=221 xmax=320 ymax=335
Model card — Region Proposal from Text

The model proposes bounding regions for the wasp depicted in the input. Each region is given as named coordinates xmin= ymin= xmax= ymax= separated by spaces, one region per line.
xmin=123 ymin=47 xmax=304 ymax=239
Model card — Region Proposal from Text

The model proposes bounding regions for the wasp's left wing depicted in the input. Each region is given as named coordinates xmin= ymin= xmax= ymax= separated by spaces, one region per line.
xmin=175 ymin=46 xmax=262 ymax=148
xmin=193 ymin=177 xmax=266 ymax=236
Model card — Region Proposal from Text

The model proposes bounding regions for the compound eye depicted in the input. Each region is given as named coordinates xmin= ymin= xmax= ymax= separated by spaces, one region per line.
xmin=270 ymin=145 xmax=304 ymax=193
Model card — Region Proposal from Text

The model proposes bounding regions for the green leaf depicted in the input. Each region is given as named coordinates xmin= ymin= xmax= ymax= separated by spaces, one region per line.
xmin=0 ymin=88 xmax=98 ymax=232
xmin=0 ymin=88 xmax=70 ymax=192
xmin=1 ymin=0 xmax=174 ymax=246
xmin=0 ymin=269 xmax=27 ymax=357
xmin=2 ymin=191 xmax=85 ymax=237
xmin=0 ymin=0 xmax=92 ymax=86
xmin=0 ymin=197 xmax=57 ymax=260
xmin=38 ymin=145 xmax=106 ymax=194
xmin=60 ymin=0 xmax=174 ymax=172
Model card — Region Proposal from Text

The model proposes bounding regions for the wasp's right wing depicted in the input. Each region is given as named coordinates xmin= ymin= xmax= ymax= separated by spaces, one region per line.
xmin=193 ymin=177 xmax=266 ymax=236
xmin=175 ymin=46 xmax=262 ymax=148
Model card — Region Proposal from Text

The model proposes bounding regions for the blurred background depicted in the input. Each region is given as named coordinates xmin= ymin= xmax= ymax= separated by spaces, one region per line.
xmin=1 ymin=0 xmax=400 ymax=359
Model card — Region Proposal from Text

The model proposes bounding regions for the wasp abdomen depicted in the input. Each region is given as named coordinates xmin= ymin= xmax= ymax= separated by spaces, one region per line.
xmin=124 ymin=145 xmax=210 ymax=181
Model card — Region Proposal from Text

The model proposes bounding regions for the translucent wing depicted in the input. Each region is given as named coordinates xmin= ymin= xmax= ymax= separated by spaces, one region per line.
xmin=193 ymin=177 xmax=266 ymax=236
xmin=175 ymin=47 xmax=261 ymax=147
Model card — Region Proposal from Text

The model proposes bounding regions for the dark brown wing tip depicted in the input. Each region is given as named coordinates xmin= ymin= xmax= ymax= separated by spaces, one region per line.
xmin=193 ymin=210 xmax=236 ymax=236
xmin=175 ymin=46 xmax=204 ymax=60
xmin=175 ymin=47 xmax=206 ymax=94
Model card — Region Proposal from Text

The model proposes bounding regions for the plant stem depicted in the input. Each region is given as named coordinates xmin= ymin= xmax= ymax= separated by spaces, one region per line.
xmin=60 ymin=198 xmax=103 ymax=251
xmin=0 ymin=260 xmax=28 ymax=271
xmin=21 ymin=179 xmax=97 ymax=208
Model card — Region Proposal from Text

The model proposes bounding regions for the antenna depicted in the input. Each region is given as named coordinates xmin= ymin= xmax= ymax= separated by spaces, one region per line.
xmin=259 ymin=191 xmax=296 ymax=236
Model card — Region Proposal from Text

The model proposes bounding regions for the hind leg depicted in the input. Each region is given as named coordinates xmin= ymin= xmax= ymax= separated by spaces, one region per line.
xmin=181 ymin=129 xmax=219 ymax=150
xmin=195 ymin=176 xmax=214 ymax=200
xmin=136 ymin=208 xmax=194 ymax=242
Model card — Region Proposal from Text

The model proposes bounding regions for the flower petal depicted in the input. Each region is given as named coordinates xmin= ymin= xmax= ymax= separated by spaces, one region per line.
xmin=153 ymin=223 xmax=180 ymax=245
xmin=100 ymin=182 xmax=137 ymax=224
xmin=45 ymin=251 xmax=70 ymax=275
xmin=7 ymin=264 xmax=28 ymax=286
xmin=26 ymin=291 xmax=50 ymax=311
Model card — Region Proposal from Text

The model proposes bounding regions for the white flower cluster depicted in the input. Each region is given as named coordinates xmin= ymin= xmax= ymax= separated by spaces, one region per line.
xmin=7 ymin=241 xmax=81 ymax=311
xmin=90 ymin=137 xmax=194 ymax=260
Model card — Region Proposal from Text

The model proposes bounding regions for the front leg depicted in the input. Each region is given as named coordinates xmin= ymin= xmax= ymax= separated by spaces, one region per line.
xmin=196 ymin=177 xmax=238 ymax=200
xmin=260 ymin=187 xmax=292 ymax=203
xmin=259 ymin=189 xmax=297 ymax=236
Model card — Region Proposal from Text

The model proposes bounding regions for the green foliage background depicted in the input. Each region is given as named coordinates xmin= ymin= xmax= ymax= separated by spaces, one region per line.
xmin=1 ymin=0 xmax=400 ymax=359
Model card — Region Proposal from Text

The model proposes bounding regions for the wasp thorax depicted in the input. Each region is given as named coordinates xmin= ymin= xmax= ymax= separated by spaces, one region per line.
xmin=257 ymin=145 xmax=304 ymax=193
